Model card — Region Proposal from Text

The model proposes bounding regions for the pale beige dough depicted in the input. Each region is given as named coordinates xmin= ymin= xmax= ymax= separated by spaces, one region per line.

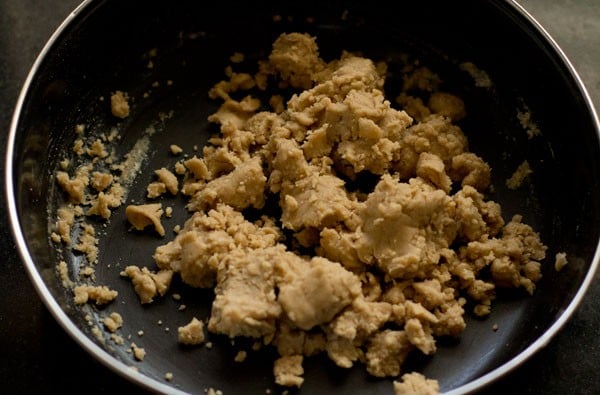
xmin=394 ymin=372 xmax=440 ymax=395
xmin=125 ymin=203 xmax=165 ymax=236
xmin=178 ymin=317 xmax=205 ymax=345
xmin=110 ymin=91 xmax=130 ymax=119
xmin=82 ymin=32 xmax=548 ymax=393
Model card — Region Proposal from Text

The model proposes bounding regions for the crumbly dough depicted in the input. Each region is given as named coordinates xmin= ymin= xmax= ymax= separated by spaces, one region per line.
xmin=177 ymin=317 xmax=206 ymax=345
xmin=111 ymin=90 xmax=130 ymax=119
xmin=73 ymin=285 xmax=118 ymax=305
xmin=103 ymin=312 xmax=123 ymax=333
xmin=121 ymin=265 xmax=173 ymax=304
xmin=506 ymin=160 xmax=532 ymax=190
xmin=133 ymin=32 xmax=547 ymax=390
xmin=394 ymin=372 xmax=440 ymax=395
xmin=131 ymin=342 xmax=146 ymax=361
xmin=555 ymin=252 xmax=568 ymax=272
xmin=57 ymin=32 xmax=548 ymax=392
xmin=125 ymin=203 xmax=166 ymax=236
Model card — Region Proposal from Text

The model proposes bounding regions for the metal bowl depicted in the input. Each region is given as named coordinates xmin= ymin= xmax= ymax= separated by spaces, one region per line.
xmin=6 ymin=0 xmax=600 ymax=393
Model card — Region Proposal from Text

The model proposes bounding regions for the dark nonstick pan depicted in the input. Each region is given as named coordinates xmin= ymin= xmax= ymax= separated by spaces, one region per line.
xmin=6 ymin=0 xmax=600 ymax=394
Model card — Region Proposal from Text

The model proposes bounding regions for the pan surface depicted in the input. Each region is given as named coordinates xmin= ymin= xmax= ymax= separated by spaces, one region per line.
xmin=6 ymin=0 xmax=600 ymax=394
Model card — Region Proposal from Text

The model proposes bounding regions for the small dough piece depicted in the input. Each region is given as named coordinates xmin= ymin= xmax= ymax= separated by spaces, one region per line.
xmin=365 ymin=330 xmax=413 ymax=377
xmin=111 ymin=90 xmax=130 ymax=119
xmin=178 ymin=317 xmax=205 ymax=345
xmin=506 ymin=160 xmax=532 ymax=190
xmin=73 ymin=285 xmax=118 ymax=305
xmin=126 ymin=203 xmax=165 ymax=236
xmin=103 ymin=312 xmax=123 ymax=333
xmin=55 ymin=206 xmax=76 ymax=244
xmin=131 ymin=342 xmax=146 ymax=361
xmin=555 ymin=252 xmax=568 ymax=272
xmin=273 ymin=355 xmax=304 ymax=388
xmin=170 ymin=144 xmax=183 ymax=155
xmin=155 ymin=167 xmax=179 ymax=195
xmin=56 ymin=170 xmax=89 ymax=204
xmin=90 ymin=171 xmax=113 ymax=192
xmin=87 ymin=191 xmax=122 ymax=219
xmin=122 ymin=265 xmax=173 ymax=304
xmin=393 ymin=372 xmax=440 ymax=395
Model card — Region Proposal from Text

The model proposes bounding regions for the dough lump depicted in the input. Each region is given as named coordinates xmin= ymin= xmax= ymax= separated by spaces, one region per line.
xmin=131 ymin=32 xmax=548 ymax=392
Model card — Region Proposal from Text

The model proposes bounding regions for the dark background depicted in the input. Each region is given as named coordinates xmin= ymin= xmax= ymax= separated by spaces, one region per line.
xmin=0 ymin=0 xmax=598 ymax=394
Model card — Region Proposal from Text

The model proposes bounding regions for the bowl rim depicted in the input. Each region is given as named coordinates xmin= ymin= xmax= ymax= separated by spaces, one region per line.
xmin=4 ymin=0 xmax=600 ymax=394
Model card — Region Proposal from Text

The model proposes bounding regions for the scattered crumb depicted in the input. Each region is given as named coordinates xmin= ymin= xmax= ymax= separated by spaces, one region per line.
xmin=178 ymin=317 xmax=205 ymax=345
xmin=73 ymin=285 xmax=118 ymax=305
xmin=230 ymin=52 xmax=245 ymax=63
xmin=517 ymin=105 xmax=541 ymax=139
xmin=125 ymin=203 xmax=166 ymax=236
xmin=110 ymin=91 xmax=130 ymax=119
xmin=274 ymin=356 xmax=304 ymax=388
xmin=170 ymin=144 xmax=183 ymax=155
xmin=131 ymin=342 xmax=146 ymax=361
xmin=234 ymin=350 xmax=248 ymax=362
xmin=459 ymin=61 xmax=492 ymax=88
xmin=555 ymin=252 xmax=568 ymax=272
xmin=165 ymin=372 xmax=174 ymax=381
xmin=103 ymin=312 xmax=124 ymax=333
xmin=506 ymin=160 xmax=532 ymax=190
xmin=111 ymin=334 xmax=125 ymax=345
xmin=91 ymin=326 xmax=104 ymax=343
xmin=121 ymin=265 xmax=173 ymax=304
xmin=492 ymin=324 xmax=499 ymax=332
xmin=57 ymin=260 xmax=74 ymax=288
xmin=393 ymin=372 xmax=439 ymax=395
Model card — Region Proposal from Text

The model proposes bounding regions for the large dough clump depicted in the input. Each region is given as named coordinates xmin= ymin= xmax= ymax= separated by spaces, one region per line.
xmin=137 ymin=32 xmax=547 ymax=392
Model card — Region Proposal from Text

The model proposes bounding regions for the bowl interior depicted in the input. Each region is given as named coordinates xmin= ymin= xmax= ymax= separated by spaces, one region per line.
xmin=10 ymin=0 xmax=600 ymax=393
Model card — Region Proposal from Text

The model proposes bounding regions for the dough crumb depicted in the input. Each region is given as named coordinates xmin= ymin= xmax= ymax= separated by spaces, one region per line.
xmin=506 ymin=160 xmax=532 ymax=189
xmin=111 ymin=90 xmax=130 ymax=119
xmin=164 ymin=372 xmax=174 ymax=381
xmin=555 ymin=252 xmax=568 ymax=272
xmin=178 ymin=317 xmax=206 ymax=345
xmin=170 ymin=144 xmax=183 ymax=155
xmin=459 ymin=61 xmax=492 ymax=88
xmin=131 ymin=342 xmax=146 ymax=361
xmin=121 ymin=265 xmax=173 ymax=304
xmin=57 ymin=260 xmax=74 ymax=288
xmin=103 ymin=312 xmax=123 ymax=333
xmin=234 ymin=350 xmax=247 ymax=362
xmin=273 ymin=355 xmax=304 ymax=388
xmin=393 ymin=372 xmax=439 ymax=395
xmin=517 ymin=106 xmax=541 ymax=139
xmin=126 ymin=203 xmax=166 ymax=236
xmin=73 ymin=285 xmax=118 ymax=305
